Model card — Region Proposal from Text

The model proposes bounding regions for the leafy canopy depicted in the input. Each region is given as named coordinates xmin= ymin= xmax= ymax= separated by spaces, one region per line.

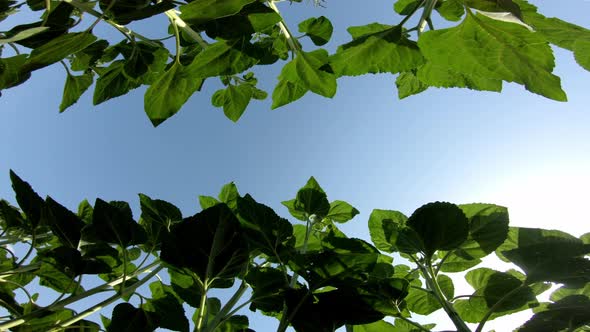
xmin=1 ymin=0 xmax=589 ymax=125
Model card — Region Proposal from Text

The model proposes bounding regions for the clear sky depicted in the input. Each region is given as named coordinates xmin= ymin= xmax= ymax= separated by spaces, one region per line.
xmin=1 ymin=0 xmax=590 ymax=331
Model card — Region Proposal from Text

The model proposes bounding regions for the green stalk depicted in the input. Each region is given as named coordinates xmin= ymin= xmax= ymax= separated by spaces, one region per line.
xmin=205 ymin=280 xmax=249 ymax=332
xmin=195 ymin=282 xmax=209 ymax=332
xmin=0 ymin=260 xmax=161 ymax=331
xmin=267 ymin=0 xmax=300 ymax=52
xmin=421 ymin=261 xmax=471 ymax=332
xmin=417 ymin=0 xmax=438 ymax=34
xmin=474 ymin=284 xmax=528 ymax=332
xmin=46 ymin=265 xmax=164 ymax=332
xmin=165 ymin=10 xmax=208 ymax=48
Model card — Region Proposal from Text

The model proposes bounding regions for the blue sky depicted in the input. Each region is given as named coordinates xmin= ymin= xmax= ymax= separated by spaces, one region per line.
xmin=1 ymin=0 xmax=590 ymax=330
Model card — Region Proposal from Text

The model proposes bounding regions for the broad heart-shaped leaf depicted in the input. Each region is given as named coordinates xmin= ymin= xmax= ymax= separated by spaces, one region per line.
xmin=44 ymin=196 xmax=84 ymax=248
xmin=143 ymin=281 xmax=189 ymax=332
xmin=168 ymin=267 xmax=202 ymax=308
xmin=138 ymin=193 xmax=182 ymax=250
xmin=404 ymin=274 xmax=454 ymax=315
xmin=464 ymin=0 xmax=522 ymax=18
xmin=271 ymin=58 xmax=309 ymax=109
xmin=354 ymin=319 xmax=435 ymax=332
xmin=23 ymin=32 xmax=97 ymax=71
xmin=160 ymin=204 xmax=249 ymax=287
xmin=295 ymin=188 xmax=330 ymax=219
xmin=179 ymin=0 xmax=256 ymax=25
xmin=10 ymin=170 xmax=44 ymax=228
xmin=326 ymin=200 xmax=359 ymax=223
xmin=71 ymin=40 xmax=109 ymax=72
xmin=286 ymin=286 xmax=385 ymax=332
xmin=81 ymin=198 xmax=147 ymax=247
xmin=330 ymin=24 xmax=424 ymax=77
xmin=0 ymin=54 xmax=31 ymax=90
xmin=574 ymin=39 xmax=590 ymax=71
xmin=436 ymin=0 xmax=464 ymax=22
xmin=288 ymin=236 xmax=380 ymax=290
xmin=394 ymin=0 xmax=422 ymax=15
xmin=93 ymin=60 xmax=141 ymax=105
xmin=144 ymin=62 xmax=204 ymax=127
xmin=107 ymin=303 xmax=159 ymax=332
xmin=550 ymin=283 xmax=590 ymax=302
xmin=518 ymin=295 xmax=590 ymax=332
xmin=294 ymin=49 xmax=337 ymax=98
xmin=454 ymin=268 xmax=538 ymax=323
xmin=439 ymin=203 xmax=509 ymax=272
xmin=298 ymin=16 xmax=333 ymax=46
xmin=0 ymin=199 xmax=25 ymax=229
xmin=199 ymin=195 xmax=220 ymax=210
xmin=236 ymin=195 xmax=293 ymax=258
xmin=416 ymin=62 xmax=503 ymax=93
xmin=395 ymin=71 xmax=428 ymax=99
xmin=118 ymin=41 xmax=169 ymax=83
xmin=60 ymin=72 xmax=93 ymax=112
xmin=198 ymin=2 xmax=281 ymax=40
xmin=213 ymin=84 xmax=254 ymax=122
xmin=245 ymin=266 xmax=290 ymax=314
xmin=368 ymin=209 xmax=408 ymax=253
xmin=218 ymin=181 xmax=240 ymax=211
xmin=187 ymin=38 xmax=260 ymax=78
xmin=406 ymin=202 xmax=469 ymax=258
xmin=418 ymin=12 xmax=567 ymax=101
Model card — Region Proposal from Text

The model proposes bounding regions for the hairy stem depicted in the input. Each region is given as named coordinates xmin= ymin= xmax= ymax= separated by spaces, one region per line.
xmin=421 ymin=261 xmax=471 ymax=332
xmin=46 ymin=265 xmax=164 ymax=332
xmin=267 ymin=0 xmax=300 ymax=52
xmin=0 ymin=260 xmax=161 ymax=331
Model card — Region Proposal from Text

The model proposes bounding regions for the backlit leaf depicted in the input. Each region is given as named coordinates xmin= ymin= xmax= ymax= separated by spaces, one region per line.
xmin=180 ymin=0 xmax=256 ymax=25
xmin=24 ymin=32 xmax=97 ymax=71
xmin=294 ymin=49 xmax=336 ymax=98
xmin=60 ymin=72 xmax=93 ymax=112
xmin=298 ymin=16 xmax=333 ymax=46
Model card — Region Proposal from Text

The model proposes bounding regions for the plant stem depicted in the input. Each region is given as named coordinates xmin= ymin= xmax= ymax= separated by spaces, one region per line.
xmin=421 ymin=261 xmax=471 ymax=332
xmin=46 ymin=264 xmax=164 ymax=332
xmin=399 ymin=0 xmax=426 ymax=27
xmin=267 ymin=0 xmax=300 ymax=52
xmin=165 ymin=10 xmax=208 ymax=48
xmin=62 ymin=0 xmax=161 ymax=48
xmin=0 ymin=260 xmax=161 ymax=331
xmin=417 ymin=0 xmax=438 ymax=34
xmin=474 ymin=284 xmax=527 ymax=332
xmin=205 ymin=280 xmax=249 ymax=332
xmin=195 ymin=282 xmax=209 ymax=332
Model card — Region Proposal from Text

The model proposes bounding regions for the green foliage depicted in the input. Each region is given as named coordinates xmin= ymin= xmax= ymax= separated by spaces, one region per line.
xmin=0 ymin=173 xmax=588 ymax=331
xmin=0 ymin=0 xmax=588 ymax=124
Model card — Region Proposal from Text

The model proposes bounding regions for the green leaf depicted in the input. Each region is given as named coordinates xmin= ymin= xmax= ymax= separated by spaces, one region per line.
xmin=454 ymin=268 xmax=538 ymax=323
xmin=298 ymin=16 xmax=334 ymax=46
xmin=218 ymin=182 xmax=240 ymax=211
xmin=407 ymin=202 xmax=469 ymax=258
xmin=331 ymin=25 xmax=424 ymax=77
xmin=81 ymin=198 xmax=147 ymax=247
xmin=0 ymin=54 xmax=31 ymax=90
xmin=281 ymin=199 xmax=307 ymax=221
xmin=236 ymin=195 xmax=293 ymax=258
xmin=143 ymin=281 xmax=189 ymax=332
xmin=550 ymin=283 xmax=590 ymax=302
xmin=59 ymin=72 xmax=93 ymax=112
xmin=138 ymin=193 xmax=182 ymax=250
xmin=220 ymin=84 xmax=253 ymax=122
xmin=93 ymin=60 xmax=140 ymax=105
xmin=394 ymin=0 xmax=421 ymax=15
xmin=198 ymin=195 xmax=220 ymax=210
xmin=107 ymin=303 xmax=158 ymax=332
xmin=169 ymin=267 xmax=202 ymax=308
xmin=0 ymin=26 xmax=48 ymax=44
xmin=464 ymin=0 xmax=522 ymax=18
xmin=418 ymin=12 xmax=567 ymax=101
xmin=404 ymin=282 xmax=442 ymax=315
xmin=198 ymin=2 xmax=281 ymax=40
xmin=71 ymin=40 xmax=109 ymax=72
xmin=187 ymin=38 xmax=259 ymax=78
xmin=120 ymin=42 xmax=169 ymax=82
xmin=416 ymin=62 xmax=503 ymax=93
xmin=436 ymin=0 xmax=464 ymax=21
xmin=518 ymin=295 xmax=590 ymax=332
xmin=44 ymin=196 xmax=84 ymax=248
xmin=326 ymin=200 xmax=359 ymax=223
xmin=0 ymin=199 xmax=25 ymax=229
xmin=24 ymin=32 xmax=97 ymax=71
xmin=144 ymin=62 xmax=204 ymax=127
xmin=295 ymin=188 xmax=330 ymax=218
xmin=245 ymin=266 xmax=289 ymax=313
xmin=368 ymin=209 xmax=408 ymax=253
xmin=396 ymin=71 xmax=428 ymax=99
xmin=161 ymin=204 xmax=249 ymax=285
xmin=271 ymin=60 xmax=309 ymax=109
xmin=10 ymin=170 xmax=44 ymax=228
xmin=439 ymin=252 xmax=481 ymax=272
xmin=179 ymin=0 xmax=256 ymax=25
xmin=77 ymin=199 xmax=93 ymax=224
xmin=573 ymin=39 xmax=590 ymax=71
xmin=438 ymin=274 xmax=455 ymax=299
xmin=294 ymin=49 xmax=336 ymax=98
